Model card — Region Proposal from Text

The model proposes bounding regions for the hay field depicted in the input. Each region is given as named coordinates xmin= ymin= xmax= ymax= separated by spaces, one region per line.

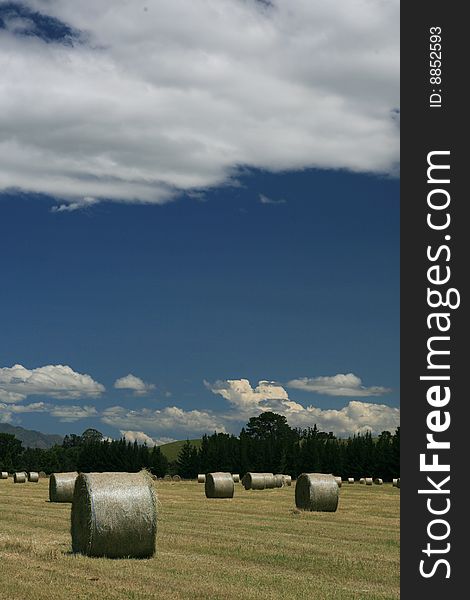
xmin=0 ymin=478 xmax=399 ymax=600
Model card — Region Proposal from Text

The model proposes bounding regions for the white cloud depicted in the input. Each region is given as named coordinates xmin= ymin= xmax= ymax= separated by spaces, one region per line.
xmin=259 ymin=194 xmax=286 ymax=205
xmin=0 ymin=364 xmax=105 ymax=402
xmin=0 ymin=0 xmax=399 ymax=208
xmin=208 ymin=378 xmax=399 ymax=436
xmin=287 ymin=373 xmax=391 ymax=397
xmin=119 ymin=430 xmax=176 ymax=447
xmin=48 ymin=404 xmax=97 ymax=422
xmin=206 ymin=378 xmax=289 ymax=412
xmin=102 ymin=405 xmax=226 ymax=435
xmin=0 ymin=401 xmax=97 ymax=423
xmin=113 ymin=374 xmax=155 ymax=396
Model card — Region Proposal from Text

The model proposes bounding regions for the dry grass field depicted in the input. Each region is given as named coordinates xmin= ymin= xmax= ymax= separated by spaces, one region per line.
xmin=0 ymin=478 xmax=399 ymax=600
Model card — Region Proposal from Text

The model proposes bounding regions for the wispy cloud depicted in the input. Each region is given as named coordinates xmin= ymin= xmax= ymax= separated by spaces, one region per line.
xmin=102 ymin=405 xmax=226 ymax=435
xmin=259 ymin=194 xmax=286 ymax=205
xmin=1 ymin=0 xmax=399 ymax=208
xmin=287 ymin=373 xmax=391 ymax=397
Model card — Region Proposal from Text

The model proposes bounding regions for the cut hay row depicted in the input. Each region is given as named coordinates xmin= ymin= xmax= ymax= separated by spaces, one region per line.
xmin=205 ymin=472 xmax=234 ymax=499
xmin=13 ymin=472 xmax=27 ymax=483
xmin=197 ymin=474 xmax=206 ymax=483
xmin=295 ymin=473 xmax=339 ymax=512
xmin=71 ymin=470 xmax=157 ymax=558
xmin=393 ymin=478 xmax=400 ymax=488
xmin=49 ymin=472 xmax=78 ymax=502
xmin=28 ymin=472 xmax=39 ymax=483
xmin=1 ymin=471 xmax=8 ymax=479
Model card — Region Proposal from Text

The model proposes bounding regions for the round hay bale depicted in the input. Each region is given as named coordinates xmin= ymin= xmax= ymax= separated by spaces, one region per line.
xmin=232 ymin=474 xmax=240 ymax=483
xmin=295 ymin=473 xmax=339 ymax=512
xmin=334 ymin=476 xmax=342 ymax=488
xmin=205 ymin=472 xmax=234 ymax=499
xmin=393 ymin=478 xmax=400 ymax=488
xmin=39 ymin=471 xmax=48 ymax=478
xmin=197 ymin=474 xmax=206 ymax=484
xmin=264 ymin=473 xmax=276 ymax=489
xmin=28 ymin=472 xmax=39 ymax=483
xmin=365 ymin=477 xmax=373 ymax=486
xmin=284 ymin=475 xmax=292 ymax=486
xmin=274 ymin=474 xmax=285 ymax=488
xmin=242 ymin=472 xmax=273 ymax=490
xmin=1 ymin=471 xmax=8 ymax=479
xmin=49 ymin=472 xmax=78 ymax=502
xmin=375 ymin=478 xmax=383 ymax=485
xmin=163 ymin=474 xmax=172 ymax=482
xmin=172 ymin=474 xmax=181 ymax=482
xmin=348 ymin=477 xmax=355 ymax=484
xmin=13 ymin=472 xmax=27 ymax=483
xmin=71 ymin=471 xmax=157 ymax=558
xmin=359 ymin=477 xmax=365 ymax=484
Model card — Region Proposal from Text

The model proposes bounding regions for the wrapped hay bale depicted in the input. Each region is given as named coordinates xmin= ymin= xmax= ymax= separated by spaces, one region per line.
xmin=232 ymin=474 xmax=240 ymax=483
xmin=71 ymin=471 xmax=157 ymax=558
xmin=205 ymin=472 xmax=234 ymax=499
xmin=274 ymin=474 xmax=285 ymax=488
xmin=284 ymin=475 xmax=292 ymax=486
xmin=1 ymin=471 xmax=8 ymax=479
xmin=375 ymin=478 xmax=383 ymax=485
xmin=39 ymin=471 xmax=48 ymax=478
xmin=359 ymin=478 xmax=365 ymax=484
xmin=348 ymin=477 xmax=355 ymax=484
xmin=172 ymin=475 xmax=181 ymax=482
xmin=334 ymin=476 xmax=342 ymax=488
xmin=13 ymin=472 xmax=27 ymax=483
xmin=163 ymin=474 xmax=172 ymax=482
xmin=197 ymin=474 xmax=206 ymax=483
xmin=295 ymin=473 xmax=339 ymax=512
xmin=28 ymin=472 xmax=39 ymax=483
xmin=49 ymin=472 xmax=78 ymax=502
xmin=365 ymin=477 xmax=373 ymax=486
xmin=393 ymin=478 xmax=400 ymax=488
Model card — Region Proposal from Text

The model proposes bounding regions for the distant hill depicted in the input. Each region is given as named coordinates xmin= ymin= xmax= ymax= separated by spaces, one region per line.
xmin=159 ymin=438 xmax=202 ymax=462
xmin=0 ymin=423 xmax=63 ymax=449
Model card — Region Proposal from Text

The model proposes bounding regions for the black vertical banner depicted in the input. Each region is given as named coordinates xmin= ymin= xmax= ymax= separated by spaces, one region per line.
xmin=401 ymin=3 xmax=467 ymax=598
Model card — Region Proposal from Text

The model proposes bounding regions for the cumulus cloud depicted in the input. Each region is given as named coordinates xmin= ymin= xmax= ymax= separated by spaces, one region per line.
xmin=102 ymin=405 xmax=226 ymax=435
xmin=206 ymin=378 xmax=289 ymax=412
xmin=0 ymin=0 xmax=399 ymax=208
xmin=208 ymin=378 xmax=399 ymax=435
xmin=287 ymin=373 xmax=391 ymax=397
xmin=113 ymin=374 xmax=155 ymax=396
xmin=0 ymin=364 xmax=105 ymax=402
xmin=119 ymin=430 xmax=176 ymax=447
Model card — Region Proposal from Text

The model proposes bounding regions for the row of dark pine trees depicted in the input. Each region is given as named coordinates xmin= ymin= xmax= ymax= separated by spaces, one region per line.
xmin=0 ymin=413 xmax=399 ymax=480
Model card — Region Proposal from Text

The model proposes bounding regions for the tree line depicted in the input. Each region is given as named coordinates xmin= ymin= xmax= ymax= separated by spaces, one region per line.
xmin=0 ymin=413 xmax=399 ymax=480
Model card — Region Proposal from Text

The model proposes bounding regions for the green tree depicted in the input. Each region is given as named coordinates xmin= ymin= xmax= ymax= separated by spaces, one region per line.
xmin=0 ymin=433 xmax=23 ymax=471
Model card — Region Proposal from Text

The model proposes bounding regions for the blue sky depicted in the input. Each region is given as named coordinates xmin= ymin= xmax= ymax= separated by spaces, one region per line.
xmin=0 ymin=1 xmax=399 ymax=443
